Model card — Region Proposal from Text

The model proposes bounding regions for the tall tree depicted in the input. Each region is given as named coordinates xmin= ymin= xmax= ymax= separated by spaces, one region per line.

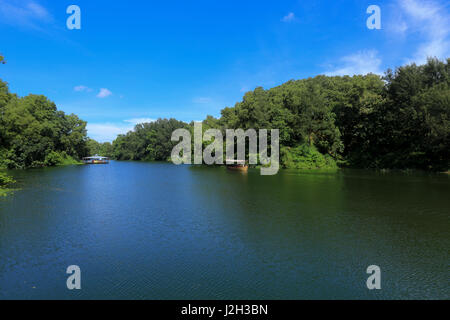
xmin=0 ymin=80 xmax=91 ymax=168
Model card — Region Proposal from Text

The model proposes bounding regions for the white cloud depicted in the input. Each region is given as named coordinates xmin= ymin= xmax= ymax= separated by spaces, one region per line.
xmin=396 ymin=0 xmax=450 ymax=64
xmin=193 ymin=97 xmax=212 ymax=104
xmin=74 ymin=85 xmax=92 ymax=92
xmin=97 ymin=88 xmax=112 ymax=98
xmin=391 ymin=20 xmax=409 ymax=35
xmin=26 ymin=2 xmax=49 ymax=19
xmin=0 ymin=0 xmax=52 ymax=29
xmin=87 ymin=123 xmax=133 ymax=142
xmin=325 ymin=50 xmax=383 ymax=76
xmin=281 ymin=12 xmax=296 ymax=23
xmin=124 ymin=118 xmax=156 ymax=125
xmin=87 ymin=119 xmax=157 ymax=142
xmin=325 ymin=0 xmax=448 ymax=78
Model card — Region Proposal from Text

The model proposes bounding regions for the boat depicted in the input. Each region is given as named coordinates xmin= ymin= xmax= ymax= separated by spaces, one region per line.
xmin=226 ymin=159 xmax=249 ymax=172
xmin=83 ymin=155 xmax=110 ymax=164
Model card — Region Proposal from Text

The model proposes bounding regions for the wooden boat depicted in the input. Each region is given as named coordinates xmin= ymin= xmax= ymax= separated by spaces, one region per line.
xmin=83 ymin=155 xmax=110 ymax=164
xmin=226 ymin=159 xmax=249 ymax=172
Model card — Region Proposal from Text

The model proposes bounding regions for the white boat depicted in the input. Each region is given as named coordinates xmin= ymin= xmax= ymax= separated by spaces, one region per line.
xmin=83 ymin=155 xmax=110 ymax=164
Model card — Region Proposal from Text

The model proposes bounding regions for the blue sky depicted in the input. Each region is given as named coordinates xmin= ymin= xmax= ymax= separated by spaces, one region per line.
xmin=0 ymin=0 xmax=449 ymax=142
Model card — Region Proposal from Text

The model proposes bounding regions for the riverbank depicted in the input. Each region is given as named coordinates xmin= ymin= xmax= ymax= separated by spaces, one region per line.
xmin=0 ymin=156 xmax=85 ymax=197
xmin=42 ymin=152 xmax=84 ymax=167
xmin=57 ymin=156 xmax=84 ymax=166
xmin=115 ymin=158 xmax=448 ymax=175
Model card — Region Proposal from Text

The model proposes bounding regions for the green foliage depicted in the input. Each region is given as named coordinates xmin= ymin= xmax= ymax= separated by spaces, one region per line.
xmin=113 ymin=119 xmax=189 ymax=161
xmin=44 ymin=151 xmax=64 ymax=166
xmin=0 ymin=54 xmax=5 ymax=65
xmin=281 ymin=144 xmax=337 ymax=170
xmin=87 ymin=139 xmax=113 ymax=157
xmin=2 ymin=57 xmax=448 ymax=172
xmin=58 ymin=154 xmax=83 ymax=166
xmin=0 ymin=171 xmax=15 ymax=197
xmin=0 ymin=79 xmax=90 ymax=169
xmin=344 ymin=58 xmax=450 ymax=171
xmin=109 ymin=58 xmax=449 ymax=172
xmin=218 ymin=58 xmax=449 ymax=171
xmin=43 ymin=151 xmax=81 ymax=166
xmin=0 ymin=171 xmax=15 ymax=187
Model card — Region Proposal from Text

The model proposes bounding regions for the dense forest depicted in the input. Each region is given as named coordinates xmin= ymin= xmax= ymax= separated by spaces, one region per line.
xmin=0 ymin=53 xmax=106 ymax=172
xmin=113 ymin=119 xmax=189 ymax=161
xmin=0 ymin=79 xmax=91 ymax=169
xmin=112 ymin=58 xmax=449 ymax=172
xmin=86 ymin=139 xmax=114 ymax=158
xmin=1 ymin=57 xmax=449 ymax=180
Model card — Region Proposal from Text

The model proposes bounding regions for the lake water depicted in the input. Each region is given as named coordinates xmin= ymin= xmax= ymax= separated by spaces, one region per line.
xmin=0 ymin=162 xmax=449 ymax=299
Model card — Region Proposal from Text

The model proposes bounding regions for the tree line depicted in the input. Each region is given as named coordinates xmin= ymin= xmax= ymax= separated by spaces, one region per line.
xmin=1 ymin=57 xmax=449 ymax=173
xmin=111 ymin=58 xmax=449 ymax=171
xmin=0 ymin=53 xmax=114 ymax=172
xmin=0 ymin=79 xmax=92 ymax=169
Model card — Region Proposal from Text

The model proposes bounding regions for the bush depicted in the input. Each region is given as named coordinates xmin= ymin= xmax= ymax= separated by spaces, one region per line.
xmin=281 ymin=144 xmax=338 ymax=170
xmin=44 ymin=151 xmax=81 ymax=166
xmin=0 ymin=172 xmax=15 ymax=187
xmin=44 ymin=151 xmax=64 ymax=166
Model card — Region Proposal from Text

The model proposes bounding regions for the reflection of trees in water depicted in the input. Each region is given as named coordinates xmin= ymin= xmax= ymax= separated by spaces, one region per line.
xmin=189 ymin=167 xmax=450 ymax=299
xmin=188 ymin=167 xmax=347 ymax=249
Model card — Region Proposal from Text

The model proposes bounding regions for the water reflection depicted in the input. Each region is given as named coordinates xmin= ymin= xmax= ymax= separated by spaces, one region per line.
xmin=0 ymin=163 xmax=448 ymax=299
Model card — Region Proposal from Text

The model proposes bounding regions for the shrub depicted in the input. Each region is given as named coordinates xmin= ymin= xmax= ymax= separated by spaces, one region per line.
xmin=44 ymin=151 xmax=64 ymax=166
xmin=0 ymin=172 xmax=15 ymax=187
xmin=281 ymin=144 xmax=338 ymax=170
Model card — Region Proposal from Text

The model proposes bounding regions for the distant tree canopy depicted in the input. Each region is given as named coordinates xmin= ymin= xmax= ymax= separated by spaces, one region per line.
xmin=0 ymin=79 xmax=90 ymax=169
xmin=0 ymin=55 xmax=5 ymax=64
xmin=87 ymin=139 xmax=113 ymax=158
xmin=111 ymin=58 xmax=449 ymax=171
xmin=113 ymin=119 xmax=190 ymax=161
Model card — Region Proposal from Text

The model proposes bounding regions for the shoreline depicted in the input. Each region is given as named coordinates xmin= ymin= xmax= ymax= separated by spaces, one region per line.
xmin=107 ymin=160 xmax=450 ymax=175
xmin=2 ymin=160 xmax=448 ymax=174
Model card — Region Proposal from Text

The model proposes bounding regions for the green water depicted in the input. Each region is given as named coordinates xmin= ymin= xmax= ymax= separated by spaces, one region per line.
xmin=0 ymin=162 xmax=448 ymax=299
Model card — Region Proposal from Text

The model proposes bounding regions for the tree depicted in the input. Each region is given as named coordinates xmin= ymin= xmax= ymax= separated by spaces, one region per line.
xmin=0 ymin=80 xmax=91 ymax=168
xmin=112 ymin=119 xmax=189 ymax=161
xmin=108 ymin=58 xmax=449 ymax=171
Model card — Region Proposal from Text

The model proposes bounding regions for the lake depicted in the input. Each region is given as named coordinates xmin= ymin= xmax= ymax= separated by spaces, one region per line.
xmin=0 ymin=162 xmax=449 ymax=299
